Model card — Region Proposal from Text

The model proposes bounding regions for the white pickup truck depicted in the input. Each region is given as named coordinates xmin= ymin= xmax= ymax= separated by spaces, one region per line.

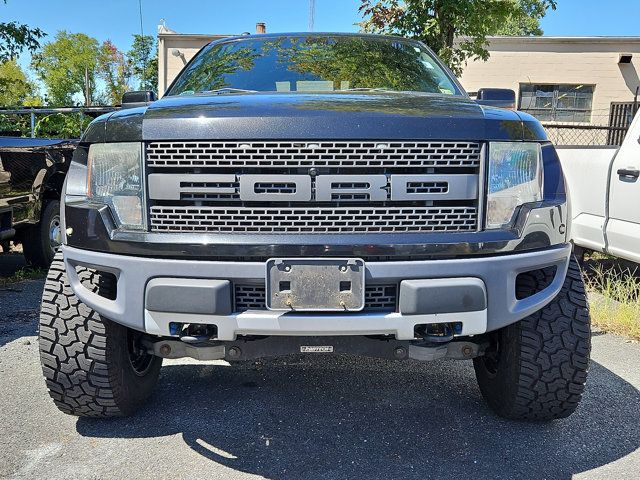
xmin=558 ymin=110 xmax=640 ymax=264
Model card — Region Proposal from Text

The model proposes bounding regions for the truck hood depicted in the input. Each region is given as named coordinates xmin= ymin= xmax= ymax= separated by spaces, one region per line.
xmin=93 ymin=92 xmax=547 ymax=143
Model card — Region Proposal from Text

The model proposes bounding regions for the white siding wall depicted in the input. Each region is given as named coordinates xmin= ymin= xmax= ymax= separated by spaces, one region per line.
xmin=459 ymin=37 xmax=640 ymax=123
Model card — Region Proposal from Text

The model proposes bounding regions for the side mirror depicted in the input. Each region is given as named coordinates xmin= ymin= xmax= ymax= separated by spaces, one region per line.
xmin=475 ymin=88 xmax=516 ymax=109
xmin=121 ymin=91 xmax=157 ymax=109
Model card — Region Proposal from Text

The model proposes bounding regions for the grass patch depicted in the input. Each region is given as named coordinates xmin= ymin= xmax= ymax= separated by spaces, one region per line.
xmin=0 ymin=267 xmax=47 ymax=288
xmin=585 ymin=263 xmax=640 ymax=340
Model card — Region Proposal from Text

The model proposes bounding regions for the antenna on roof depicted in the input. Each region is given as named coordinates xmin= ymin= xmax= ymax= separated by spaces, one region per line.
xmin=138 ymin=0 xmax=147 ymax=90
xmin=309 ymin=0 xmax=315 ymax=32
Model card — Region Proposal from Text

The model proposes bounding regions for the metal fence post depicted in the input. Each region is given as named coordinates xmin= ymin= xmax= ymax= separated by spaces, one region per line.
xmin=30 ymin=110 xmax=36 ymax=138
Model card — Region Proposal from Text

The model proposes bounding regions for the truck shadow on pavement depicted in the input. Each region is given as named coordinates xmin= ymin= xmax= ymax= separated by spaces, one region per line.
xmin=0 ymin=252 xmax=27 ymax=277
xmin=76 ymin=355 xmax=640 ymax=480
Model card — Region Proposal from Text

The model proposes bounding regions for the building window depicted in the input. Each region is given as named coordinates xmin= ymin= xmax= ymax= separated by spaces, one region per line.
xmin=519 ymin=84 xmax=594 ymax=123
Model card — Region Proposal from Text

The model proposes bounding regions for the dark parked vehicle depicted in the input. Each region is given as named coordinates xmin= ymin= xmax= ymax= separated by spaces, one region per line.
xmin=0 ymin=137 xmax=77 ymax=266
xmin=39 ymin=33 xmax=590 ymax=421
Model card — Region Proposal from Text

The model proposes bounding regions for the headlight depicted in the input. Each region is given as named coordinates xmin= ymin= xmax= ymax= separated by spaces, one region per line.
xmin=486 ymin=142 xmax=543 ymax=229
xmin=87 ymin=142 xmax=145 ymax=230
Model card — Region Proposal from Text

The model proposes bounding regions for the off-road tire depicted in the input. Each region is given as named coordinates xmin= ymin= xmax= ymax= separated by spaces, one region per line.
xmin=39 ymin=253 xmax=162 ymax=417
xmin=474 ymin=256 xmax=591 ymax=421
xmin=23 ymin=200 xmax=60 ymax=267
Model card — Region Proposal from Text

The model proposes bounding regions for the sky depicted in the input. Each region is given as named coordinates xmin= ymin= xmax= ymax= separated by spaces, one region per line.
xmin=3 ymin=0 xmax=640 ymax=73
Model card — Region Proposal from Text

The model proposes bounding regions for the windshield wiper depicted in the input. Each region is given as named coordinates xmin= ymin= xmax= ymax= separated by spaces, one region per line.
xmin=341 ymin=87 xmax=427 ymax=94
xmin=199 ymin=88 xmax=258 ymax=95
xmin=340 ymin=87 xmax=398 ymax=93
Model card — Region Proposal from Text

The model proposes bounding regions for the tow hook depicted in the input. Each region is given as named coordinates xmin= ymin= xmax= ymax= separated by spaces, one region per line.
xmin=170 ymin=323 xmax=217 ymax=344
xmin=408 ymin=341 xmax=484 ymax=361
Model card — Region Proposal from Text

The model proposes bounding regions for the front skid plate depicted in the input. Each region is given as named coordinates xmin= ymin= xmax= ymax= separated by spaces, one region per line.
xmin=149 ymin=336 xmax=483 ymax=362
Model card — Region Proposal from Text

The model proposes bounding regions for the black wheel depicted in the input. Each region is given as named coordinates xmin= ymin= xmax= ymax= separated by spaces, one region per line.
xmin=474 ymin=256 xmax=591 ymax=421
xmin=23 ymin=200 xmax=61 ymax=267
xmin=39 ymin=253 xmax=162 ymax=417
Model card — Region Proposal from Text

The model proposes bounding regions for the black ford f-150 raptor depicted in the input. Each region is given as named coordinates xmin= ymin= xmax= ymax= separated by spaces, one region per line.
xmin=39 ymin=33 xmax=590 ymax=420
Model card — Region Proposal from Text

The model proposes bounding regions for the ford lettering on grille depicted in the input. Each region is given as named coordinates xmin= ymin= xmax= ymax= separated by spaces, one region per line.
xmin=148 ymin=173 xmax=478 ymax=202
xmin=145 ymin=140 xmax=483 ymax=234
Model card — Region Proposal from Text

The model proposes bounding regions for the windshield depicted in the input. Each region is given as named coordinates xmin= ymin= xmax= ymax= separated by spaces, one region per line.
xmin=166 ymin=35 xmax=463 ymax=96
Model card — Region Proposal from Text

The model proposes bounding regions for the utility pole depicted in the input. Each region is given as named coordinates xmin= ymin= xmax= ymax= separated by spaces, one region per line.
xmin=309 ymin=0 xmax=315 ymax=32
xmin=84 ymin=67 xmax=91 ymax=106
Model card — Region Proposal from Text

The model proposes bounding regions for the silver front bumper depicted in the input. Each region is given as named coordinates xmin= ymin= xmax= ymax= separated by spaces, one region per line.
xmin=62 ymin=243 xmax=572 ymax=340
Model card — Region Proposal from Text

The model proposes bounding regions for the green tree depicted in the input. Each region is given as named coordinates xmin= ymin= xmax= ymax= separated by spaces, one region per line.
xmin=0 ymin=1 xmax=45 ymax=62
xmin=497 ymin=0 xmax=556 ymax=35
xmin=31 ymin=31 xmax=101 ymax=106
xmin=0 ymin=60 xmax=41 ymax=106
xmin=99 ymin=40 xmax=131 ymax=105
xmin=0 ymin=59 xmax=39 ymax=135
xmin=359 ymin=0 xmax=556 ymax=75
xmin=128 ymin=34 xmax=158 ymax=92
xmin=34 ymin=113 xmax=92 ymax=138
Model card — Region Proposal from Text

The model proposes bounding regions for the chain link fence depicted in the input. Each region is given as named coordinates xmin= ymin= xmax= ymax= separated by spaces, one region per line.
xmin=1 ymin=103 xmax=638 ymax=147
xmin=542 ymin=103 xmax=638 ymax=147
xmin=543 ymin=124 xmax=628 ymax=147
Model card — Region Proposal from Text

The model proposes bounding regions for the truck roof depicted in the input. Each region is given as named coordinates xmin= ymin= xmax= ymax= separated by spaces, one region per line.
xmin=211 ymin=31 xmax=417 ymax=44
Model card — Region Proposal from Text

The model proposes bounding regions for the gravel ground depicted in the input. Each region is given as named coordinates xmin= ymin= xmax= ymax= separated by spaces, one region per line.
xmin=0 ymin=279 xmax=639 ymax=480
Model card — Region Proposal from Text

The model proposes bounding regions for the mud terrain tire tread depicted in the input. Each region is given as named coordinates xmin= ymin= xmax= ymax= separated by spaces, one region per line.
xmin=474 ymin=256 xmax=591 ymax=421
xmin=38 ymin=253 xmax=162 ymax=417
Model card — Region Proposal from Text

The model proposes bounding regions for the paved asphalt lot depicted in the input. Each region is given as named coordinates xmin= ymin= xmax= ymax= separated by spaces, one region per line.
xmin=0 ymin=272 xmax=639 ymax=479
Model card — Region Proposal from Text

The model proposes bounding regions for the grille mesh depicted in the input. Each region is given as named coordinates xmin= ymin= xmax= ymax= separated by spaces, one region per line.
xmin=235 ymin=285 xmax=267 ymax=311
xmin=147 ymin=141 xmax=481 ymax=168
xmin=405 ymin=181 xmax=448 ymax=194
xmin=234 ymin=283 xmax=397 ymax=312
xmin=364 ymin=285 xmax=398 ymax=311
xmin=149 ymin=206 xmax=478 ymax=234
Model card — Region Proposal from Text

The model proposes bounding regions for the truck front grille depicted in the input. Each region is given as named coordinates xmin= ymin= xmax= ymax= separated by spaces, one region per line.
xmin=145 ymin=140 xmax=482 ymax=235
xmin=149 ymin=206 xmax=478 ymax=234
xmin=234 ymin=283 xmax=397 ymax=312
xmin=147 ymin=141 xmax=481 ymax=169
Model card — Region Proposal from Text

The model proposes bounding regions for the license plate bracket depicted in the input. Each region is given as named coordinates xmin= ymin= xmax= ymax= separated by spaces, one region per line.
xmin=266 ymin=258 xmax=365 ymax=311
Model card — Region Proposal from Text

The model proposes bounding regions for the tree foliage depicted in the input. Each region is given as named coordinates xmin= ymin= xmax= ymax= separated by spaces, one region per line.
xmin=497 ymin=0 xmax=556 ymax=35
xmin=34 ymin=112 xmax=92 ymax=138
xmin=31 ymin=31 xmax=101 ymax=106
xmin=99 ymin=40 xmax=131 ymax=105
xmin=0 ymin=60 xmax=41 ymax=106
xmin=128 ymin=34 xmax=158 ymax=92
xmin=31 ymin=32 xmax=157 ymax=106
xmin=359 ymin=0 xmax=556 ymax=75
xmin=0 ymin=1 xmax=45 ymax=62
